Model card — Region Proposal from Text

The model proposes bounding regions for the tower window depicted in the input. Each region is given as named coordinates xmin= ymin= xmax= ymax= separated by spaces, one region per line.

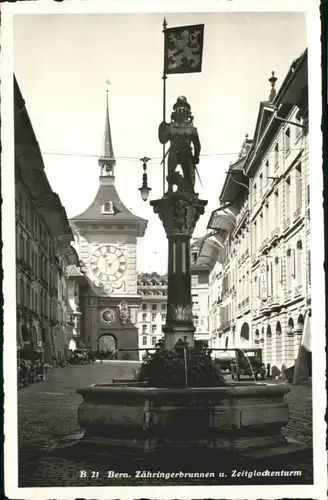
xmin=106 ymin=165 xmax=114 ymax=176
xmin=102 ymin=201 xmax=114 ymax=214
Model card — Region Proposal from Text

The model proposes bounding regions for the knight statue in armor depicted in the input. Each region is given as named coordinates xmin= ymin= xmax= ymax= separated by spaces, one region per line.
xmin=158 ymin=96 xmax=201 ymax=195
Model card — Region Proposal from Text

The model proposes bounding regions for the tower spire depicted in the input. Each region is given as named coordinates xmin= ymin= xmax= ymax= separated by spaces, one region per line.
xmin=99 ymin=82 xmax=116 ymax=182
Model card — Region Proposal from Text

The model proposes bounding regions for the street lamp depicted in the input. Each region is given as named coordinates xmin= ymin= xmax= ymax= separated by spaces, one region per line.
xmin=138 ymin=157 xmax=152 ymax=202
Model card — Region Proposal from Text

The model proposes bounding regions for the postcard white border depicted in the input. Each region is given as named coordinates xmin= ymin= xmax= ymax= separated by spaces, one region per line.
xmin=1 ymin=1 xmax=325 ymax=499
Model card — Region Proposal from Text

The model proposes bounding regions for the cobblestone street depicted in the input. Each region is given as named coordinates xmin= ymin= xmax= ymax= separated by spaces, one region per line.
xmin=18 ymin=361 xmax=139 ymax=485
xmin=18 ymin=362 xmax=313 ymax=487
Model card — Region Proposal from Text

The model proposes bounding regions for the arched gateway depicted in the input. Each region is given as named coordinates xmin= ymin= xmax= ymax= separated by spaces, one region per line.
xmin=98 ymin=334 xmax=117 ymax=359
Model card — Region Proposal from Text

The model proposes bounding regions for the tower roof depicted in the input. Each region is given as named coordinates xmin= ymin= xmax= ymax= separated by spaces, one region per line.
xmin=70 ymin=183 xmax=147 ymax=227
xmin=70 ymin=87 xmax=148 ymax=237
xmin=100 ymin=90 xmax=115 ymax=163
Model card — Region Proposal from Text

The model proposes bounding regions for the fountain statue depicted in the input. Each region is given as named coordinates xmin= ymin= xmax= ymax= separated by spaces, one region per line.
xmin=158 ymin=95 xmax=201 ymax=194
xmin=151 ymin=96 xmax=207 ymax=349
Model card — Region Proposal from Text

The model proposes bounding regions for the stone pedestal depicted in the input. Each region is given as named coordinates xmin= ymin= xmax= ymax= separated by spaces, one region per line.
xmin=150 ymin=192 xmax=207 ymax=349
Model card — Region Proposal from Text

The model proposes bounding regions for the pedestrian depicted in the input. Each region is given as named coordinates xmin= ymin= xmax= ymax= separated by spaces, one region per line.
xmin=266 ymin=363 xmax=271 ymax=378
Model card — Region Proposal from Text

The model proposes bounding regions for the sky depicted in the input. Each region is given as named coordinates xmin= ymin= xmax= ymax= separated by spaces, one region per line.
xmin=13 ymin=12 xmax=307 ymax=274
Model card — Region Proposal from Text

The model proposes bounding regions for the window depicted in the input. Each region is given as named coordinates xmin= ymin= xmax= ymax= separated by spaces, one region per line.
xmin=285 ymin=177 xmax=291 ymax=220
xmin=142 ymin=313 xmax=147 ymax=321
xmin=286 ymin=248 xmax=294 ymax=292
xmin=161 ymin=313 xmax=166 ymax=322
xmin=151 ymin=312 xmax=156 ymax=321
xmin=253 ymin=183 xmax=257 ymax=204
xmin=296 ymin=240 xmax=302 ymax=286
xmin=259 ymin=212 xmax=264 ymax=245
xmin=142 ymin=303 xmax=147 ymax=310
xmin=151 ymin=324 xmax=157 ymax=334
xmin=26 ymin=239 xmax=30 ymax=267
xmin=259 ymin=174 xmax=263 ymax=197
xmin=102 ymin=201 xmax=114 ymax=214
xmin=191 ymin=275 xmax=198 ymax=286
xmin=295 ymin=164 xmax=302 ymax=212
xmin=142 ymin=324 xmax=147 ymax=334
xmin=265 ymin=202 xmax=270 ymax=237
xmin=273 ymin=256 xmax=280 ymax=293
xmin=18 ymin=193 xmax=23 ymax=217
xmin=193 ymin=315 xmax=199 ymax=327
xmin=20 ymin=278 xmax=24 ymax=306
xmin=25 ymin=201 xmax=28 ymax=226
xmin=284 ymin=128 xmax=291 ymax=156
xmin=307 ymin=250 xmax=311 ymax=286
xmin=295 ymin=110 xmax=303 ymax=140
xmin=142 ymin=336 xmax=147 ymax=346
xmin=152 ymin=304 xmax=157 ymax=311
xmin=265 ymin=159 xmax=270 ymax=180
xmin=192 ymin=295 xmax=199 ymax=309
xmin=274 ymin=143 xmax=279 ymax=169
xmin=161 ymin=303 xmax=166 ymax=310
xmin=19 ymin=235 xmax=24 ymax=261
xmin=151 ymin=336 xmax=156 ymax=346
xmin=252 ymin=221 xmax=257 ymax=255
xmin=26 ymin=284 xmax=30 ymax=309
xmin=273 ymin=190 xmax=279 ymax=229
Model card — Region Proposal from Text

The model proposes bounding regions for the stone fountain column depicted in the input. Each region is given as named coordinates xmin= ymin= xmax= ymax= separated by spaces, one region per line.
xmin=150 ymin=192 xmax=207 ymax=349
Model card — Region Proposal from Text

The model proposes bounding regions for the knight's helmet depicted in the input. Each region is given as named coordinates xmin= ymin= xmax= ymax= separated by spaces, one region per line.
xmin=171 ymin=96 xmax=193 ymax=123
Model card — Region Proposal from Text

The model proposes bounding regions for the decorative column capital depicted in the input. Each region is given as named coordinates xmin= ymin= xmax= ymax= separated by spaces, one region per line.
xmin=150 ymin=192 xmax=207 ymax=238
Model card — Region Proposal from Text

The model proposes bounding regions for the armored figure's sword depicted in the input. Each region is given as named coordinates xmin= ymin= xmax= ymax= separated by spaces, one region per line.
xmin=194 ymin=165 xmax=203 ymax=188
xmin=160 ymin=147 xmax=170 ymax=165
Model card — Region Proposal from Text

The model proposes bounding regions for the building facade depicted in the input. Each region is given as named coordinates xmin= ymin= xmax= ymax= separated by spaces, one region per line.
xmin=15 ymin=76 xmax=79 ymax=364
xmin=137 ymin=273 xmax=167 ymax=359
xmin=205 ymin=49 xmax=310 ymax=372
xmin=190 ymin=238 xmax=211 ymax=345
xmin=69 ymin=93 xmax=147 ymax=360
xmin=246 ymin=50 xmax=309 ymax=371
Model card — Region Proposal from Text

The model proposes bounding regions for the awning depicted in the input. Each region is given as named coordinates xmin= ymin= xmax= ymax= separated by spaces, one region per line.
xmin=208 ymin=212 xmax=236 ymax=233
xmin=196 ymin=237 xmax=221 ymax=270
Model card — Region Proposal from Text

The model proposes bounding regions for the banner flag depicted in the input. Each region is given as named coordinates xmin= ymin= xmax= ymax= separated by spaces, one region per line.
xmin=164 ymin=24 xmax=204 ymax=75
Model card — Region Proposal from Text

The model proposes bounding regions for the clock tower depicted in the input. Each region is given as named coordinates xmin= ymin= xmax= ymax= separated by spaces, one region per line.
xmin=70 ymin=91 xmax=147 ymax=360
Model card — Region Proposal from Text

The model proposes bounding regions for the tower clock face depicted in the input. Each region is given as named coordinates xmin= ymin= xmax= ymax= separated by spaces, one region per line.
xmin=90 ymin=245 xmax=127 ymax=283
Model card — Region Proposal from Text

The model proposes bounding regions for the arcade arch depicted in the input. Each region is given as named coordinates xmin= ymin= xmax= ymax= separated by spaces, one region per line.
xmin=240 ymin=322 xmax=250 ymax=343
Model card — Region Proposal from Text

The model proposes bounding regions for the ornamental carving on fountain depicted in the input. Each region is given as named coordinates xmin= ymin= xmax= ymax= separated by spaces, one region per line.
xmin=170 ymin=304 xmax=193 ymax=322
xmin=152 ymin=193 xmax=207 ymax=237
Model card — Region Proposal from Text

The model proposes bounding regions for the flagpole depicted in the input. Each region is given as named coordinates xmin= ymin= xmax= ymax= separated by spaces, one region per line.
xmin=162 ymin=17 xmax=167 ymax=196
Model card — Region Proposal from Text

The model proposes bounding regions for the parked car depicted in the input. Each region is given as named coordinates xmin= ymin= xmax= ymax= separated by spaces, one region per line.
xmin=231 ymin=349 xmax=266 ymax=381
xmin=213 ymin=355 xmax=234 ymax=373
xmin=69 ymin=349 xmax=88 ymax=364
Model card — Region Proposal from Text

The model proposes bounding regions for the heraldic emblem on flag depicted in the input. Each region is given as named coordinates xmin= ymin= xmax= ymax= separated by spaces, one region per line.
xmin=164 ymin=24 xmax=204 ymax=74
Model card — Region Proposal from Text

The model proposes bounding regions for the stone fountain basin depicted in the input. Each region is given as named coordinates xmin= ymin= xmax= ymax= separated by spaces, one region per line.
xmin=77 ymin=383 xmax=290 ymax=458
